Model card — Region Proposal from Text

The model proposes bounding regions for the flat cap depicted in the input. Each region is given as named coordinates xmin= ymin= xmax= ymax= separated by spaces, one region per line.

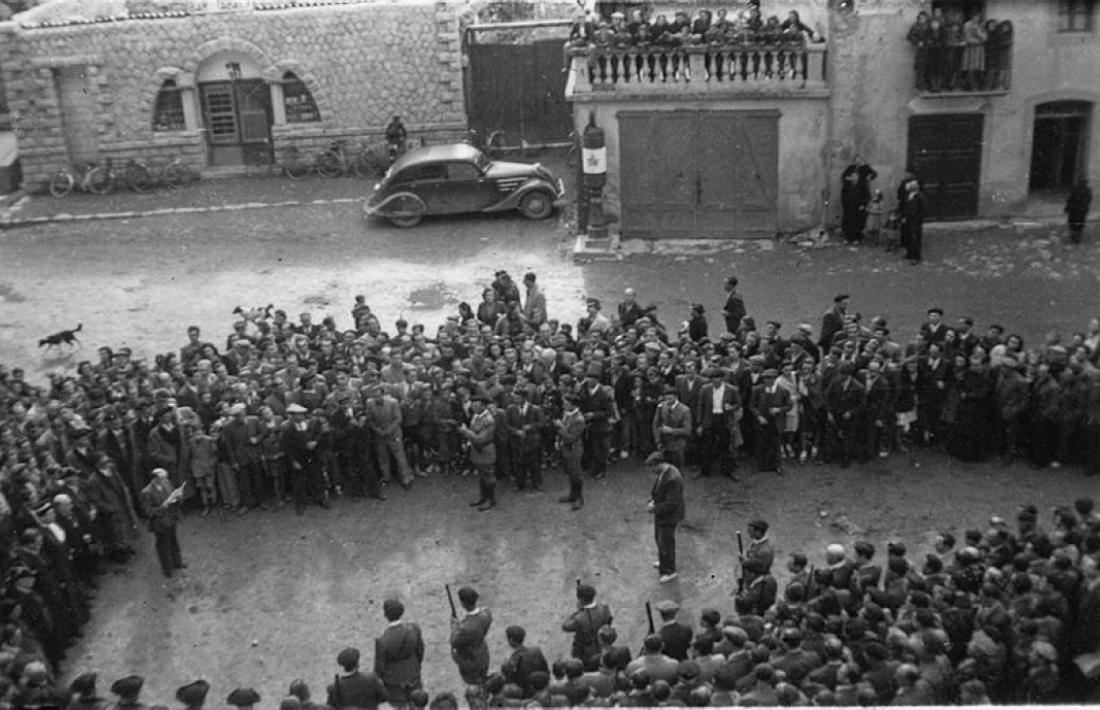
xmin=655 ymin=599 xmax=680 ymax=614
xmin=175 ymin=680 xmax=211 ymax=706
xmin=226 ymin=688 xmax=261 ymax=707
xmin=286 ymin=403 xmax=307 ymax=414
xmin=110 ymin=676 xmax=144 ymax=698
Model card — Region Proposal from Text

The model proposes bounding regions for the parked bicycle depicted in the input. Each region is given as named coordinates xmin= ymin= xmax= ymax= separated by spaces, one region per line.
xmin=281 ymin=145 xmax=321 ymax=181
xmin=48 ymin=162 xmax=111 ymax=197
xmin=145 ymin=155 xmax=202 ymax=189
xmin=317 ymin=139 xmax=395 ymax=179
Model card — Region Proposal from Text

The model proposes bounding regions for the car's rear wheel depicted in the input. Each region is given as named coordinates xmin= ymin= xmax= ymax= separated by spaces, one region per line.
xmin=387 ymin=196 xmax=424 ymax=228
xmin=518 ymin=190 xmax=554 ymax=220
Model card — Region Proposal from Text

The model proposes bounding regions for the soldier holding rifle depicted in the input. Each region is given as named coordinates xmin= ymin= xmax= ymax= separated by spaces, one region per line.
xmin=562 ymin=582 xmax=613 ymax=670
xmin=448 ymin=586 xmax=492 ymax=688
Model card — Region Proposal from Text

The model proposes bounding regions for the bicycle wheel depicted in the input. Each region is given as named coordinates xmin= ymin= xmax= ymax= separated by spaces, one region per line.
xmin=86 ymin=166 xmax=113 ymax=194
xmin=284 ymin=159 xmax=311 ymax=181
xmin=49 ymin=170 xmax=75 ymax=198
xmin=354 ymin=148 xmax=385 ymax=179
xmin=316 ymin=151 xmax=343 ymax=178
xmin=126 ymin=163 xmax=155 ymax=194
xmin=164 ymin=164 xmax=187 ymax=189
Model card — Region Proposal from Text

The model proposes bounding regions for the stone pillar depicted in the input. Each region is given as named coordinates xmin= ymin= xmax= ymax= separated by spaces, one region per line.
xmin=180 ymin=88 xmax=199 ymax=131
xmin=269 ymin=81 xmax=286 ymax=125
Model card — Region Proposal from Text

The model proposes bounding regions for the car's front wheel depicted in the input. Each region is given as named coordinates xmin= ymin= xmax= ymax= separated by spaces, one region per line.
xmin=386 ymin=196 xmax=424 ymax=228
xmin=518 ymin=190 xmax=554 ymax=220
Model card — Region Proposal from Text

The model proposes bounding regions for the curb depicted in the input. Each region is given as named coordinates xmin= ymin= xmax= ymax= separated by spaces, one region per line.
xmin=0 ymin=196 xmax=362 ymax=228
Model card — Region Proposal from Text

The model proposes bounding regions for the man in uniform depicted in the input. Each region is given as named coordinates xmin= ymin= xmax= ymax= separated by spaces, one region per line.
xmin=579 ymin=364 xmax=613 ymax=480
xmin=374 ymin=598 xmax=425 ymax=706
xmin=459 ymin=395 xmax=497 ymax=511
xmin=140 ymin=467 xmax=185 ymax=578
xmin=740 ymin=519 xmax=774 ymax=589
xmin=749 ymin=369 xmax=791 ymax=474
xmin=555 ymin=395 xmax=587 ymax=510
xmin=450 ymin=586 xmax=493 ymax=688
xmin=647 ymin=451 xmax=685 ymax=583
xmin=652 ymin=386 xmax=692 ymax=469
xmin=562 ymin=583 xmax=613 ymax=670
xmin=326 ymin=647 xmax=388 ymax=710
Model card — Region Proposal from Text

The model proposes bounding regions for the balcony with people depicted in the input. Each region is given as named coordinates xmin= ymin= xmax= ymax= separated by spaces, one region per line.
xmin=906 ymin=7 xmax=1013 ymax=96
xmin=565 ymin=6 xmax=829 ymax=99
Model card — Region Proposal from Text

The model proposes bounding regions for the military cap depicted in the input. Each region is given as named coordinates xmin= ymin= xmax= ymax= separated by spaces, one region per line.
xmin=226 ymin=688 xmax=261 ymax=707
xmin=175 ymin=680 xmax=210 ymax=706
xmin=110 ymin=676 xmax=144 ymax=698
xmin=655 ymin=599 xmax=680 ymax=614
xmin=69 ymin=673 xmax=98 ymax=697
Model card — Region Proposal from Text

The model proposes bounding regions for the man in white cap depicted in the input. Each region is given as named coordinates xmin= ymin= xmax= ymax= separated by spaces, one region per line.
xmin=141 ymin=467 xmax=185 ymax=578
xmin=819 ymin=543 xmax=856 ymax=590
xmin=282 ymin=403 xmax=327 ymax=514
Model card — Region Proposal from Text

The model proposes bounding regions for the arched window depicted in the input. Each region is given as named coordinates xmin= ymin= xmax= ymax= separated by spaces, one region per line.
xmin=153 ymin=79 xmax=186 ymax=132
xmin=282 ymin=71 xmax=320 ymax=123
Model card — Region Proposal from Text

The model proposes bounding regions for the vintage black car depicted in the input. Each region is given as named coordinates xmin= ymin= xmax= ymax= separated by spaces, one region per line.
xmin=364 ymin=143 xmax=565 ymax=227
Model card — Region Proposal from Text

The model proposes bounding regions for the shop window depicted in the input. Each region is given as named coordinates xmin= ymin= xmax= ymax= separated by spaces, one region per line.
xmin=1059 ymin=0 xmax=1096 ymax=31
xmin=153 ymin=79 xmax=186 ymax=132
xmin=282 ymin=72 xmax=320 ymax=123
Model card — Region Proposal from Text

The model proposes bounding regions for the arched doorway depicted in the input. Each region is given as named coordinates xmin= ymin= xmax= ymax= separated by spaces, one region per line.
xmin=197 ymin=54 xmax=273 ymax=167
xmin=1029 ymin=101 xmax=1092 ymax=192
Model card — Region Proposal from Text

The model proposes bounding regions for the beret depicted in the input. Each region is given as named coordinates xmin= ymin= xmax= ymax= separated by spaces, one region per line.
xmin=110 ymin=676 xmax=144 ymax=698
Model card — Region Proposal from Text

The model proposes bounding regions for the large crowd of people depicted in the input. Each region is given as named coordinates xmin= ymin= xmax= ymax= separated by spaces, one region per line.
xmin=2 ymin=267 xmax=1100 ymax=705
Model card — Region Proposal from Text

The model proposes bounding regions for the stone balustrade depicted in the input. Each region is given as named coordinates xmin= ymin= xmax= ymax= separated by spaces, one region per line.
xmin=567 ymin=41 xmax=827 ymax=95
xmin=566 ymin=42 xmax=827 ymax=96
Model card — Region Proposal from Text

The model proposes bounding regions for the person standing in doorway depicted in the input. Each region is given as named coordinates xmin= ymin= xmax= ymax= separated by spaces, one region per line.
xmin=899 ymin=178 xmax=927 ymax=264
xmin=1066 ymin=180 xmax=1093 ymax=244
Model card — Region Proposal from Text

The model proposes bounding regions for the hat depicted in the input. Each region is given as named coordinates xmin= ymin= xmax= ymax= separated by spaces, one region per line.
xmin=71 ymin=424 xmax=93 ymax=438
xmin=585 ymin=363 xmax=603 ymax=378
xmin=110 ymin=676 xmax=144 ymax=699
xmin=927 ymin=307 xmax=944 ymax=315
xmin=761 ymin=369 xmax=779 ymax=378
xmin=655 ymin=599 xmax=680 ymax=614
xmin=175 ymin=680 xmax=211 ymax=706
xmin=70 ymin=672 xmax=98 ymax=697
xmin=706 ymin=368 xmax=724 ymax=378
xmin=226 ymin=688 xmax=261 ymax=707
xmin=286 ymin=404 xmax=307 ymax=414
xmin=471 ymin=393 xmax=490 ymax=404
xmin=644 ymin=451 xmax=665 ymax=466
xmin=624 ymin=287 xmax=636 ymax=296
xmin=229 ymin=403 xmax=246 ymax=416
xmin=833 ymin=294 xmax=849 ymax=303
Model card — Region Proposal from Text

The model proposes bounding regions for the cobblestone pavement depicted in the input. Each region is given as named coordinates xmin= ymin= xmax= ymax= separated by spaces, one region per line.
xmin=1 ymin=177 xmax=1099 ymax=704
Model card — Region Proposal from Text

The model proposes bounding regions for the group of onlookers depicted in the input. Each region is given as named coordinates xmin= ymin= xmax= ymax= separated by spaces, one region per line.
xmin=907 ymin=8 xmax=1013 ymax=92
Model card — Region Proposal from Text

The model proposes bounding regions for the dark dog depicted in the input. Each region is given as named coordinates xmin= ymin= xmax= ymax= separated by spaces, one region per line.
xmin=39 ymin=323 xmax=82 ymax=348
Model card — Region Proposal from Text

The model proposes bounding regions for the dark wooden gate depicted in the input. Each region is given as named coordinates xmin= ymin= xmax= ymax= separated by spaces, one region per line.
xmin=465 ymin=28 xmax=572 ymax=144
xmin=619 ymin=110 xmax=779 ymax=239
xmin=907 ymin=114 xmax=983 ymax=221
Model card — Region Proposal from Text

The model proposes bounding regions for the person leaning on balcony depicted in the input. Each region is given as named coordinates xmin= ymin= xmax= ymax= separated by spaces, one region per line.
xmin=907 ymin=12 xmax=933 ymax=92
xmin=984 ymin=20 xmax=1012 ymax=91
xmin=960 ymin=13 xmax=988 ymax=91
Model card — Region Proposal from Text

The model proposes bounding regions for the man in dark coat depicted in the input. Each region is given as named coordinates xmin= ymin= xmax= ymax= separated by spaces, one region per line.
xmin=282 ymin=404 xmax=327 ymax=514
xmin=695 ymin=369 xmax=741 ymax=478
xmin=824 ymin=363 xmax=865 ymax=466
xmin=501 ymin=625 xmax=549 ymax=698
xmin=374 ymin=598 xmax=424 ymax=704
xmin=721 ymin=276 xmax=747 ymax=334
xmin=450 ymin=586 xmax=493 ymax=687
xmin=579 ymin=364 xmax=613 ymax=480
xmin=899 ymin=178 xmax=927 ymax=263
xmin=506 ymin=389 xmax=544 ymax=491
xmin=555 ymin=395 xmax=587 ymax=510
xmin=562 ymin=583 xmax=613 ymax=670
xmin=749 ymin=369 xmax=791 ymax=474
xmin=647 ymin=451 xmax=685 ymax=583
xmin=326 ymin=647 xmax=387 ymax=710
xmin=819 ymin=295 xmax=849 ymax=351
xmin=655 ymin=600 xmax=693 ymax=662
xmin=1066 ymin=180 xmax=1093 ymax=244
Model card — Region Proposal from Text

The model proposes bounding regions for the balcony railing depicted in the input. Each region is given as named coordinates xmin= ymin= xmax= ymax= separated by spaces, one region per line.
xmin=566 ymin=43 xmax=828 ymax=96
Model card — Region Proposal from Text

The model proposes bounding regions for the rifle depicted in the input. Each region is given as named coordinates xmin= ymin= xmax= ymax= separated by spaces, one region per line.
xmin=445 ymin=583 xmax=456 ymax=618
xmin=645 ymin=601 xmax=655 ymax=635
xmin=736 ymin=531 xmax=745 ymax=594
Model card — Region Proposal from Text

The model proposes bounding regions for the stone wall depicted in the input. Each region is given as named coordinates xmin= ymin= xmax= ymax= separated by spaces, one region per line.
xmin=0 ymin=1 xmax=471 ymax=186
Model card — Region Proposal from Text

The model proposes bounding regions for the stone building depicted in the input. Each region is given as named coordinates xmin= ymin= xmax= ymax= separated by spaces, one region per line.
xmin=0 ymin=0 xmax=576 ymax=185
xmin=566 ymin=0 xmax=1100 ymax=237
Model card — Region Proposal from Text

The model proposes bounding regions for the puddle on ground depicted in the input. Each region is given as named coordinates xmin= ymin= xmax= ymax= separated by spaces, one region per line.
xmin=407 ymin=282 xmax=458 ymax=310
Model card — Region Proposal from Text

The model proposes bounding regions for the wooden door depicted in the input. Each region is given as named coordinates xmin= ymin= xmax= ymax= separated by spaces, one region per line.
xmin=201 ymin=83 xmax=238 ymax=146
xmin=52 ymin=66 xmax=99 ymax=164
xmin=619 ymin=110 xmax=779 ymax=239
xmin=907 ymin=114 xmax=983 ymax=220
xmin=237 ymin=80 xmax=273 ymax=166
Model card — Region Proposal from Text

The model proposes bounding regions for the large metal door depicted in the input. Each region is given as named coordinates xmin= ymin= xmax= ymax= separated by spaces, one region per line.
xmin=620 ymin=111 xmax=779 ymax=239
xmin=53 ymin=66 xmax=99 ymax=164
xmin=466 ymin=32 xmax=572 ymax=144
xmin=907 ymin=114 xmax=983 ymax=220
